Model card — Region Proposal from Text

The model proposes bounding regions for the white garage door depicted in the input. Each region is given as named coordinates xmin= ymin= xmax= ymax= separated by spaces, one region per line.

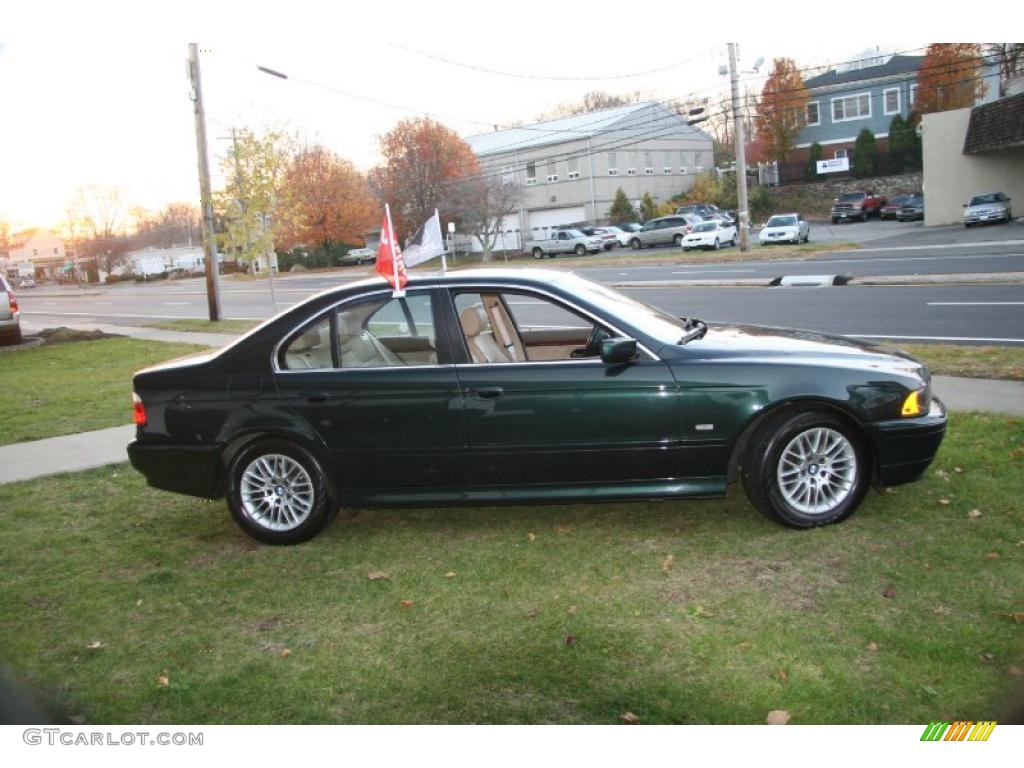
xmin=527 ymin=206 xmax=587 ymax=237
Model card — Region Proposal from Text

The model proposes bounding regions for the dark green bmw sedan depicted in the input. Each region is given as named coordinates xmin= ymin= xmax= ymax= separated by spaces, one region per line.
xmin=128 ymin=269 xmax=946 ymax=544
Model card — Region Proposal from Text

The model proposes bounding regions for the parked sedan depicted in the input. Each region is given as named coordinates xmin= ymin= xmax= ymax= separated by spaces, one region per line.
xmin=339 ymin=247 xmax=375 ymax=266
xmin=129 ymin=269 xmax=946 ymax=544
xmin=963 ymin=192 xmax=1013 ymax=227
xmin=758 ymin=213 xmax=810 ymax=245
xmin=614 ymin=222 xmax=642 ymax=247
xmin=880 ymin=194 xmax=919 ymax=220
xmin=896 ymin=195 xmax=925 ymax=222
xmin=579 ymin=226 xmax=621 ymax=251
xmin=681 ymin=220 xmax=737 ymax=250
xmin=0 ymin=274 xmax=22 ymax=345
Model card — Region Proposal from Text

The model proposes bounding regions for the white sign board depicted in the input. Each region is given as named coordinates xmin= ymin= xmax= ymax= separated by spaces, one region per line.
xmin=817 ymin=157 xmax=850 ymax=174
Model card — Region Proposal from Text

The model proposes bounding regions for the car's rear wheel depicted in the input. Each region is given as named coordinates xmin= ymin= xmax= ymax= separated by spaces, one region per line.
xmin=532 ymin=247 xmax=545 ymax=259
xmin=226 ymin=439 xmax=336 ymax=545
xmin=741 ymin=409 xmax=869 ymax=528
xmin=713 ymin=238 xmax=720 ymax=250
xmin=630 ymin=238 xmax=641 ymax=250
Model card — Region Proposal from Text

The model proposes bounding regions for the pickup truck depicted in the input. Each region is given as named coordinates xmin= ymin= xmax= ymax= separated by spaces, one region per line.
xmin=831 ymin=191 xmax=887 ymax=223
xmin=524 ymin=229 xmax=603 ymax=259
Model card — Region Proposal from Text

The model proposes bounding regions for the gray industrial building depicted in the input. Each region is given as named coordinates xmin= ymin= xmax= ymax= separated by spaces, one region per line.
xmin=464 ymin=102 xmax=714 ymax=250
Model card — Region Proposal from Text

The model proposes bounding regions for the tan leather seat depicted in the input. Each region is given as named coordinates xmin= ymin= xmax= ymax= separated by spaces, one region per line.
xmin=284 ymin=327 xmax=333 ymax=369
xmin=459 ymin=305 xmax=510 ymax=364
xmin=338 ymin=314 xmax=403 ymax=368
xmin=483 ymin=294 xmax=526 ymax=362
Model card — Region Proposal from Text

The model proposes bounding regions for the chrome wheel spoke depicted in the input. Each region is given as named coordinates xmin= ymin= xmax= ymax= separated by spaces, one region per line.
xmin=239 ymin=453 xmax=316 ymax=531
xmin=776 ymin=427 xmax=857 ymax=516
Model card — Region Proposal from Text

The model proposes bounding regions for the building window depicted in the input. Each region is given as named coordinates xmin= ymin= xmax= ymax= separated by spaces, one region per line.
xmin=546 ymin=159 xmax=558 ymax=182
xmin=831 ymin=92 xmax=871 ymax=122
xmin=806 ymin=101 xmax=820 ymax=126
xmin=567 ymin=156 xmax=580 ymax=180
xmin=883 ymin=88 xmax=900 ymax=115
xmin=33 ymin=248 xmax=38 ymax=256
xmin=500 ymin=165 xmax=515 ymax=183
xmin=909 ymin=84 xmax=918 ymax=109
xmin=526 ymin=162 xmax=537 ymax=185
xmin=607 ymin=152 xmax=617 ymax=176
xmin=644 ymin=152 xmax=654 ymax=174
xmin=834 ymin=149 xmax=848 ymax=159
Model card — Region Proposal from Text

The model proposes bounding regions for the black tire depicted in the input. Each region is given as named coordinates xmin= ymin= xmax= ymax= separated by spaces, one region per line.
xmin=575 ymin=244 xmax=586 ymax=256
xmin=225 ymin=439 xmax=336 ymax=545
xmin=673 ymin=234 xmax=683 ymax=246
xmin=630 ymin=238 xmax=641 ymax=250
xmin=713 ymin=238 xmax=720 ymax=250
xmin=532 ymin=247 xmax=545 ymax=259
xmin=831 ymin=217 xmax=839 ymax=225
xmin=741 ymin=409 xmax=869 ymax=529
xmin=964 ymin=223 xmax=973 ymax=228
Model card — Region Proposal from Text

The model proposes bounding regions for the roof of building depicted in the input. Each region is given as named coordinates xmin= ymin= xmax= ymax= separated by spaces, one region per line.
xmin=963 ymin=92 xmax=1024 ymax=154
xmin=465 ymin=102 xmax=694 ymax=156
xmin=805 ymin=54 xmax=924 ymax=90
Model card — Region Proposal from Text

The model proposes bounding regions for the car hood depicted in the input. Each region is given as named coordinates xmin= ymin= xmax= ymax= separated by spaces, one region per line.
xmin=760 ymin=226 xmax=798 ymax=235
xmin=665 ymin=322 xmax=927 ymax=380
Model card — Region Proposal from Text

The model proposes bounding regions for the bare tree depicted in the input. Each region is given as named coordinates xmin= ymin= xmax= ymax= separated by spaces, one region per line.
xmin=986 ymin=43 xmax=1024 ymax=97
xmin=65 ymin=185 xmax=130 ymax=274
xmin=130 ymin=203 xmax=201 ymax=249
xmin=450 ymin=173 xmax=522 ymax=263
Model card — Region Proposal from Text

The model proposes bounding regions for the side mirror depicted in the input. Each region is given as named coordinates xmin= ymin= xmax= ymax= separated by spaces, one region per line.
xmin=600 ymin=337 xmax=638 ymax=365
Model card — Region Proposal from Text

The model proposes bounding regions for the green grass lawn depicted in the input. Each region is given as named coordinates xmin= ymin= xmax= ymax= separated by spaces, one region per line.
xmin=897 ymin=344 xmax=1024 ymax=382
xmin=1 ymin=413 xmax=1020 ymax=724
xmin=0 ymin=337 xmax=208 ymax=445
xmin=146 ymin=319 xmax=261 ymax=334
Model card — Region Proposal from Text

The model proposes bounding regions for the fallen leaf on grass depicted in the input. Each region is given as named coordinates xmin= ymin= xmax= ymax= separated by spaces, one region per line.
xmin=565 ymin=635 xmax=578 ymax=647
xmin=86 ymin=641 xmax=105 ymax=651
xmin=661 ymin=555 xmax=674 ymax=574
xmin=766 ymin=710 xmax=791 ymax=725
xmin=776 ymin=669 xmax=789 ymax=681
xmin=1009 ymin=666 xmax=1023 ymax=677
xmin=156 ymin=672 xmax=169 ymax=687
xmin=444 ymin=571 xmax=456 ymax=578
xmin=68 ymin=715 xmax=87 ymax=725
xmin=400 ymin=600 xmax=414 ymax=610
xmin=280 ymin=648 xmax=292 ymax=659
xmin=933 ymin=605 xmax=949 ymax=616
xmin=954 ymin=467 xmax=964 ymax=474
xmin=937 ymin=499 xmax=951 ymax=506
xmin=1013 ymin=612 xmax=1024 ymax=624
xmin=367 ymin=571 xmax=391 ymax=581
xmin=985 ymin=552 xmax=1001 ymax=560
xmin=882 ymin=586 xmax=897 ymax=599
xmin=556 ymin=526 xmax=572 ymax=536
xmin=866 ymin=641 xmax=879 ymax=652
xmin=527 ymin=532 xmax=536 ymax=542
xmin=980 ymin=653 xmax=995 ymax=663
xmin=685 ymin=604 xmax=714 ymax=619
xmin=567 ymin=605 xmax=578 ymax=615
xmin=968 ymin=509 xmax=983 ymax=519
xmin=620 ymin=711 xmax=640 ymax=724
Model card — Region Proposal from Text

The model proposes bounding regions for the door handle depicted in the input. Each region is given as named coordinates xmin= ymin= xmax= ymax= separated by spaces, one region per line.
xmin=468 ymin=386 xmax=504 ymax=400
xmin=300 ymin=391 xmax=330 ymax=403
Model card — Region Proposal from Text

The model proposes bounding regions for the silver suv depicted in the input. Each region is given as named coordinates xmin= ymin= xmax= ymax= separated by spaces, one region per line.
xmin=1 ymin=274 xmax=22 ymax=345
xmin=628 ymin=215 xmax=700 ymax=249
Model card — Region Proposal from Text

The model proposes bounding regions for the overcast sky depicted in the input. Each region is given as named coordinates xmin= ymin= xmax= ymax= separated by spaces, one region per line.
xmin=0 ymin=3 xmax=985 ymax=231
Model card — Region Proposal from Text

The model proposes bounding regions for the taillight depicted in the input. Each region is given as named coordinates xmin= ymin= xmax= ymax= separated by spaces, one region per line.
xmin=6 ymin=291 xmax=17 ymax=313
xmin=132 ymin=392 xmax=147 ymax=426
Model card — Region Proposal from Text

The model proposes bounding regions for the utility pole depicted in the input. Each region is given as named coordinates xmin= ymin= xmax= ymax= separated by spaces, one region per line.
xmin=188 ymin=43 xmax=222 ymax=321
xmin=728 ymin=43 xmax=751 ymax=253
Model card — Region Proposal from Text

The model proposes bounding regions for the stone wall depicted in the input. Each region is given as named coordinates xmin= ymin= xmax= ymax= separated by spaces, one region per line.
xmin=770 ymin=172 xmax=923 ymax=219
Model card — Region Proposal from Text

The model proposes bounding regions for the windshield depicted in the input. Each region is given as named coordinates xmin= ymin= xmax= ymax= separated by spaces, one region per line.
xmin=889 ymin=195 xmax=912 ymax=205
xmin=905 ymin=196 xmax=923 ymax=205
xmin=552 ymin=272 xmax=688 ymax=346
xmin=969 ymin=194 xmax=999 ymax=206
xmin=765 ymin=215 xmax=796 ymax=227
xmin=693 ymin=222 xmax=716 ymax=232
xmin=838 ymin=193 xmax=866 ymax=201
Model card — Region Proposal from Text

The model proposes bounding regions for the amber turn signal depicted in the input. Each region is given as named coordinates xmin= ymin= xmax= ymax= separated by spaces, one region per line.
xmin=901 ymin=390 xmax=923 ymax=417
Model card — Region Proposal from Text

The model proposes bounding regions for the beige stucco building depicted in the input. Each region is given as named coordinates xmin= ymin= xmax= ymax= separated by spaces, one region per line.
xmin=6 ymin=229 xmax=67 ymax=278
xmin=922 ymin=92 xmax=1024 ymax=226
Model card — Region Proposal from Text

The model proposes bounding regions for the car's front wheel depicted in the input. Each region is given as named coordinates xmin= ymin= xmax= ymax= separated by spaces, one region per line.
xmin=742 ymin=409 xmax=868 ymax=528
xmin=630 ymin=238 xmax=641 ymax=250
xmin=532 ymin=247 xmax=545 ymax=259
xmin=226 ymin=439 xmax=336 ymax=544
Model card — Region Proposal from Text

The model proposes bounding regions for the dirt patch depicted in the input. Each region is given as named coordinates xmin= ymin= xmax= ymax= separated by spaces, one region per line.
xmin=37 ymin=327 xmax=122 ymax=345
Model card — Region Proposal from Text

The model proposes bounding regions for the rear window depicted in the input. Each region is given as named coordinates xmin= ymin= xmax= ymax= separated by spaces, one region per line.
xmin=693 ymin=222 xmax=716 ymax=232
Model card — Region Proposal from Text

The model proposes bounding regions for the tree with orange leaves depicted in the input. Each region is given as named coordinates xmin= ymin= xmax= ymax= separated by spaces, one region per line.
xmin=373 ymin=117 xmax=480 ymax=238
xmin=754 ymin=58 xmax=809 ymax=164
xmin=278 ymin=145 xmax=376 ymax=252
xmin=916 ymin=43 xmax=984 ymax=114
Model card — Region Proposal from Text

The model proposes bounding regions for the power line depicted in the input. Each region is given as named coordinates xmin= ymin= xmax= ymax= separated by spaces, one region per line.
xmin=387 ymin=43 xmax=723 ymax=82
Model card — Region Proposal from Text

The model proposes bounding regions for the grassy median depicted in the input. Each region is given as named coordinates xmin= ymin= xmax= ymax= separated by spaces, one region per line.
xmin=0 ymin=335 xmax=208 ymax=445
xmin=897 ymin=344 xmax=1024 ymax=382
xmin=0 ymin=413 xmax=1020 ymax=724
xmin=146 ymin=319 xmax=262 ymax=335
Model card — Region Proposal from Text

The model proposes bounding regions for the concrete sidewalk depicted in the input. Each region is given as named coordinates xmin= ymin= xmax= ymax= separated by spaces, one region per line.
xmin=19 ymin=320 xmax=239 ymax=348
xmin=2 ymin=376 xmax=1022 ymax=485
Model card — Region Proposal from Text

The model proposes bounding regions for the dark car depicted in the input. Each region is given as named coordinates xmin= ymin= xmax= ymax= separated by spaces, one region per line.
xmin=896 ymin=195 xmax=925 ymax=222
xmin=880 ymin=194 xmax=919 ymax=220
xmin=128 ymin=269 xmax=946 ymax=544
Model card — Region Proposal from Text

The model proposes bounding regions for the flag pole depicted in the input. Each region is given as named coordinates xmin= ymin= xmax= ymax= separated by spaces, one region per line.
xmin=385 ymin=203 xmax=404 ymax=297
xmin=437 ymin=209 xmax=447 ymax=274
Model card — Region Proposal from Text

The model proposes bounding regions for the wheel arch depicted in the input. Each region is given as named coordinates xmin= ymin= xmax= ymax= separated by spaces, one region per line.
xmin=726 ymin=397 xmax=875 ymax=486
xmin=220 ymin=428 xmax=339 ymax=502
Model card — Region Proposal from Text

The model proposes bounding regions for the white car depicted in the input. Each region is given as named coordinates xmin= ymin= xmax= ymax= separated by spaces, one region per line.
xmin=613 ymin=222 xmax=642 ymax=248
xmin=759 ymin=213 xmax=810 ymax=245
xmin=680 ymin=220 xmax=736 ymax=251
